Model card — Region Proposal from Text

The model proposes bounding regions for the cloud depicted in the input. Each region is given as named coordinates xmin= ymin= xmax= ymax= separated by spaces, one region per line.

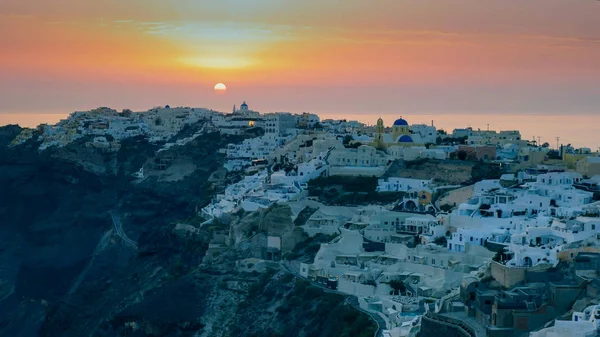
xmin=0 ymin=13 xmax=34 ymax=20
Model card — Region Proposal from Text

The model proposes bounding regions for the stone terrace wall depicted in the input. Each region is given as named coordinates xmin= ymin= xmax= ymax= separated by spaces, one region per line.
xmin=420 ymin=313 xmax=475 ymax=337
xmin=490 ymin=261 xmax=553 ymax=288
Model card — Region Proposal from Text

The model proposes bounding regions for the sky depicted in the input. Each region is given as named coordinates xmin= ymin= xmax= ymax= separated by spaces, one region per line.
xmin=1 ymin=0 xmax=599 ymax=116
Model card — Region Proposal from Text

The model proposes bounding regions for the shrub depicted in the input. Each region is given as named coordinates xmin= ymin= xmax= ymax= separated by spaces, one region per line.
xmin=433 ymin=236 xmax=447 ymax=247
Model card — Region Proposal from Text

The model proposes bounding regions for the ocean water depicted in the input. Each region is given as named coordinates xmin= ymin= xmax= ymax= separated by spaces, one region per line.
xmin=1 ymin=112 xmax=598 ymax=149
xmin=319 ymin=112 xmax=600 ymax=150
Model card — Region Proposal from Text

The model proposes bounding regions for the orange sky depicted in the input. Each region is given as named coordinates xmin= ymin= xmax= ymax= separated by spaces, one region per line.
xmin=1 ymin=0 xmax=599 ymax=115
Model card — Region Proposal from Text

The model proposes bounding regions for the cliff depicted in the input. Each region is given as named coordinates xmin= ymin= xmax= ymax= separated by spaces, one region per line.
xmin=0 ymin=124 xmax=375 ymax=337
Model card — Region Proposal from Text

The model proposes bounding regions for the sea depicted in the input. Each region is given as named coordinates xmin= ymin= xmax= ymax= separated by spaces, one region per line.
xmin=1 ymin=112 xmax=598 ymax=149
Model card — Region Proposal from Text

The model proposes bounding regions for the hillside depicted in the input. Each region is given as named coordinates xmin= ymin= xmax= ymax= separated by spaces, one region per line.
xmin=385 ymin=159 xmax=503 ymax=185
xmin=0 ymin=124 xmax=375 ymax=337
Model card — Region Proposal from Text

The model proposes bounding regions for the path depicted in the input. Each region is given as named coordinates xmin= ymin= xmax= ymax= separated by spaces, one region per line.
xmin=109 ymin=210 xmax=138 ymax=250
xmin=440 ymin=311 xmax=486 ymax=337
xmin=280 ymin=262 xmax=384 ymax=337
xmin=66 ymin=211 xmax=137 ymax=297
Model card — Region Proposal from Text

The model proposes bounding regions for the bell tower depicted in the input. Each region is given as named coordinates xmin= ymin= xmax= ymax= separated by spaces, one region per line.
xmin=375 ymin=118 xmax=385 ymax=148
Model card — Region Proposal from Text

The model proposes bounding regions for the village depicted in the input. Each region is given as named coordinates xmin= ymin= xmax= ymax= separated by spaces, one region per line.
xmin=12 ymin=103 xmax=600 ymax=337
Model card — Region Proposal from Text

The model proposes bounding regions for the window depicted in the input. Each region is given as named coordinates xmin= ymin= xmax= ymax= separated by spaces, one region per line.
xmin=470 ymin=237 xmax=473 ymax=242
xmin=593 ymin=225 xmax=596 ymax=230
xmin=431 ymin=259 xmax=435 ymax=265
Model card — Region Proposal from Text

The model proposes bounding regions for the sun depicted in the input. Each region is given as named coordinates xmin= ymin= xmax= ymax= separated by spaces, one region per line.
xmin=214 ymin=83 xmax=227 ymax=94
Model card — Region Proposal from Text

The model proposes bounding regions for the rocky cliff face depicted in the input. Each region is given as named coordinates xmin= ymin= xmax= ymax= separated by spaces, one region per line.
xmin=0 ymin=124 xmax=375 ymax=337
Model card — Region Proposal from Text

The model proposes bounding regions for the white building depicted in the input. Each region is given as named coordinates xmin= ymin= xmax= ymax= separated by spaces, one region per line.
xmin=298 ymin=112 xmax=320 ymax=128
xmin=447 ymin=227 xmax=490 ymax=253
xmin=377 ymin=178 xmax=432 ymax=193
xmin=387 ymin=146 xmax=446 ymax=161
xmin=328 ymin=145 xmax=389 ymax=168
xmin=530 ymin=304 xmax=600 ymax=337
xmin=264 ymin=112 xmax=297 ymax=141
xmin=409 ymin=124 xmax=437 ymax=144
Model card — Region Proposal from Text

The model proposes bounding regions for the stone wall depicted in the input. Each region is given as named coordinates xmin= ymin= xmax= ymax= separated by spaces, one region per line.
xmin=512 ymin=304 xmax=559 ymax=336
xmin=337 ymin=278 xmax=391 ymax=297
xmin=420 ymin=313 xmax=474 ymax=337
xmin=490 ymin=261 xmax=552 ymax=288
xmin=559 ymin=247 xmax=600 ymax=262
xmin=328 ymin=166 xmax=387 ymax=177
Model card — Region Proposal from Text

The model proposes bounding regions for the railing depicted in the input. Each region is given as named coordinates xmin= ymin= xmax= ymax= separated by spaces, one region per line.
xmin=423 ymin=312 xmax=478 ymax=337
xmin=435 ymin=288 xmax=459 ymax=313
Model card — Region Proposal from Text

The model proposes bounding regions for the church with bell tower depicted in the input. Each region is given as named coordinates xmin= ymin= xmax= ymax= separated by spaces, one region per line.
xmin=371 ymin=117 xmax=419 ymax=149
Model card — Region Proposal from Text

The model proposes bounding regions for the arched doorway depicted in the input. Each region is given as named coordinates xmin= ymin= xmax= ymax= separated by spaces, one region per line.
xmin=404 ymin=200 xmax=417 ymax=211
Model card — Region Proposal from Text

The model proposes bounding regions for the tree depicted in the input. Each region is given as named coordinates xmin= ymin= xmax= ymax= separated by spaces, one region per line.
xmin=439 ymin=204 xmax=454 ymax=212
xmin=547 ymin=150 xmax=561 ymax=160
xmin=542 ymin=142 xmax=550 ymax=148
xmin=389 ymin=280 xmax=406 ymax=295
xmin=433 ymin=236 xmax=447 ymax=247
xmin=342 ymin=135 xmax=353 ymax=146
xmin=457 ymin=150 xmax=468 ymax=161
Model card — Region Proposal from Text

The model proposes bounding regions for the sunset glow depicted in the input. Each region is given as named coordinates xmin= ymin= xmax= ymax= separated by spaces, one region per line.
xmin=214 ymin=83 xmax=227 ymax=94
xmin=0 ymin=0 xmax=599 ymax=115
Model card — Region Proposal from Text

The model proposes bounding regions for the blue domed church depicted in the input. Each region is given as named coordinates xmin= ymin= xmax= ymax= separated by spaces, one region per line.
xmin=372 ymin=117 xmax=420 ymax=149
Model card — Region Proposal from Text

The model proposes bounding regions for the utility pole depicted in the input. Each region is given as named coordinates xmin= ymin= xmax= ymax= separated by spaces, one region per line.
xmin=537 ymin=136 xmax=541 ymax=147
xmin=556 ymin=136 xmax=560 ymax=152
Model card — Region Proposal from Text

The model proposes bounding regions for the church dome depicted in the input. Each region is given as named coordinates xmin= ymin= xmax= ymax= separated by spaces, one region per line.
xmin=393 ymin=118 xmax=408 ymax=126
xmin=398 ymin=135 xmax=413 ymax=143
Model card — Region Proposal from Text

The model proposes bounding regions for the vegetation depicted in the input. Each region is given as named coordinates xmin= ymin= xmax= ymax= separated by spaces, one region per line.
xmin=492 ymin=250 xmax=509 ymax=263
xmin=439 ymin=204 xmax=454 ymax=213
xmin=470 ymin=162 xmax=504 ymax=183
xmin=437 ymin=135 xmax=468 ymax=145
xmin=236 ymin=276 xmax=376 ymax=337
xmin=389 ymin=280 xmax=406 ymax=295
xmin=309 ymin=175 xmax=378 ymax=193
xmin=285 ymin=233 xmax=337 ymax=261
xmin=404 ymin=158 xmax=432 ymax=168
xmin=433 ymin=236 xmax=448 ymax=247
xmin=456 ymin=150 xmax=468 ymax=161
xmin=307 ymin=176 xmax=404 ymax=205
xmin=294 ymin=206 xmax=319 ymax=226
xmin=547 ymin=150 xmax=562 ymax=160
